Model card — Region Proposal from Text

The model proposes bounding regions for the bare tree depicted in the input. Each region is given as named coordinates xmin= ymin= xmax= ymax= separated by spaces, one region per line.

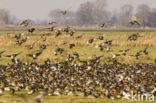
xmin=76 ymin=1 xmax=95 ymax=26
xmin=76 ymin=0 xmax=108 ymax=26
xmin=119 ymin=4 xmax=133 ymax=26
xmin=136 ymin=4 xmax=151 ymax=27
xmin=148 ymin=8 xmax=156 ymax=27
xmin=0 ymin=9 xmax=10 ymax=24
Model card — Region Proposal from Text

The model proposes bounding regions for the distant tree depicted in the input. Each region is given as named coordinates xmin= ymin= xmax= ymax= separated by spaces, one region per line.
xmin=0 ymin=9 xmax=10 ymax=24
xmin=76 ymin=1 xmax=95 ymax=26
xmin=93 ymin=0 xmax=109 ymax=23
xmin=110 ymin=10 xmax=119 ymax=26
xmin=119 ymin=4 xmax=133 ymax=26
xmin=136 ymin=4 xmax=151 ymax=27
xmin=148 ymin=8 xmax=156 ymax=27
xmin=76 ymin=0 xmax=108 ymax=26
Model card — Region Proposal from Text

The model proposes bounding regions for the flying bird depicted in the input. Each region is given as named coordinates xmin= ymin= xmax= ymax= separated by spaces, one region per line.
xmin=27 ymin=51 xmax=42 ymax=60
xmin=20 ymin=20 xmax=31 ymax=27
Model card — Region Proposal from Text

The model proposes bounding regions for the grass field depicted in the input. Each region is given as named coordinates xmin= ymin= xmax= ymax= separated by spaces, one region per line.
xmin=0 ymin=30 xmax=155 ymax=64
xmin=0 ymin=92 xmax=156 ymax=103
xmin=0 ymin=29 xmax=155 ymax=103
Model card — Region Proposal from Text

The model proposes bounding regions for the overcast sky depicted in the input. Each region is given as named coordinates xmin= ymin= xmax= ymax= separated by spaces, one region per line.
xmin=0 ymin=0 xmax=156 ymax=20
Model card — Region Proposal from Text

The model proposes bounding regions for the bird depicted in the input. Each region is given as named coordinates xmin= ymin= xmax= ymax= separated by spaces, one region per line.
xmin=14 ymin=33 xmax=24 ymax=40
xmin=49 ymin=26 xmax=55 ymax=31
xmin=55 ymin=29 xmax=62 ymax=37
xmin=87 ymin=39 xmax=94 ymax=44
xmin=39 ymin=43 xmax=47 ymax=50
xmin=0 ymin=50 xmax=6 ymax=58
xmin=128 ymin=20 xmax=140 ymax=26
xmin=27 ymin=51 xmax=42 ymax=60
xmin=60 ymin=10 xmax=67 ymax=15
xmin=130 ymin=50 xmax=142 ymax=59
xmin=5 ymin=52 xmax=22 ymax=59
xmin=104 ymin=40 xmax=113 ymax=45
xmin=142 ymin=46 xmax=148 ymax=55
xmin=26 ymin=41 xmax=36 ymax=50
xmin=28 ymin=28 xmax=35 ymax=33
xmin=20 ymin=20 xmax=30 ymax=27
xmin=40 ymin=35 xmax=47 ymax=42
xmin=128 ymin=16 xmax=140 ymax=27
xmin=69 ymin=44 xmax=75 ymax=49
xmin=75 ymin=35 xmax=82 ymax=39
xmin=63 ymin=26 xmax=70 ymax=33
xmin=108 ymin=52 xmax=120 ymax=59
xmin=19 ymin=90 xmax=48 ymax=103
xmin=127 ymin=33 xmax=142 ymax=41
xmin=98 ymin=36 xmax=104 ymax=40
xmin=100 ymin=23 xmax=105 ymax=27
xmin=69 ymin=30 xmax=75 ymax=36
xmin=48 ymin=21 xmax=56 ymax=25
xmin=119 ymin=49 xmax=130 ymax=56
xmin=59 ymin=7 xmax=71 ymax=15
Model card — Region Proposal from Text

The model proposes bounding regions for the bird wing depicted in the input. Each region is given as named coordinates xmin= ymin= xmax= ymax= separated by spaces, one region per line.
xmin=27 ymin=54 xmax=33 ymax=57
xmin=5 ymin=55 xmax=11 ymax=57
xmin=0 ymin=50 xmax=5 ymax=54
xmin=35 ymin=51 xmax=42 ymax=56
xmin=14 ymin=52 xmax=22 ymax=57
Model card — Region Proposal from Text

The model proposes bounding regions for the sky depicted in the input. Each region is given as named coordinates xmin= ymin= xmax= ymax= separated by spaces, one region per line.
xmin=0 ymin=0 xmax=156 ymax=20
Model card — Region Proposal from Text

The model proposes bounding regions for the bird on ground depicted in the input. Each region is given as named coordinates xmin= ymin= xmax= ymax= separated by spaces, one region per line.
xmin=127 ymin=33 xmax=142 ymax=41
xmin=55 ymin=29 xmax=62 ymax=37
xmin=98 ymin=36 xmax=104 ymax=40
xmin=104 ymin=40 xmax=113 ymax=45
xmin=69 ymin=30 xmax=75 ymax=36
xmin=52 ymin=48 xmax=64 ymax=56
xmin=63 ymin=26 xmax=70 ymax=33
xmin=75 ymin=35 xmax=82 ymax=39
xmin=39 ymin=43 xmax=47 ymax=50
xmin=69 ymin=44 xmax=75 ymax=49
xmin=16 ymin=37 xmax=29 ymax=46
xmin=87 ymin=39 xmax=94 ymax=44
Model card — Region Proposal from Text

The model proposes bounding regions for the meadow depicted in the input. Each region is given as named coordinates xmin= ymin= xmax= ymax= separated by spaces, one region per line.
xmin=0 ymin=29 xmax=155 ymax=103
xmin=0 ymin=29 xmax=155 ymax=64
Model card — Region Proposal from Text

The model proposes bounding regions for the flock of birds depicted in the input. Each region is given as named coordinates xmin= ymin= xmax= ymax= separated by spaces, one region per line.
xmin=0 ymin=11 xmax=156 ymax=103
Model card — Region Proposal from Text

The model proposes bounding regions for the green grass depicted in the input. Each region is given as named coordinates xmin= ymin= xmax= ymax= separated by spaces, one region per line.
xmin=0 ymin=92 xmax=155 ymax=103
xmin=0 ymin=30 xmax=155 ymax=64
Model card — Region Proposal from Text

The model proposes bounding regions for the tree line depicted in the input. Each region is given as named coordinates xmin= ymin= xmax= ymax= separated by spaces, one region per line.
xmin=1 ymin=0 xmax=156 ymax=27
